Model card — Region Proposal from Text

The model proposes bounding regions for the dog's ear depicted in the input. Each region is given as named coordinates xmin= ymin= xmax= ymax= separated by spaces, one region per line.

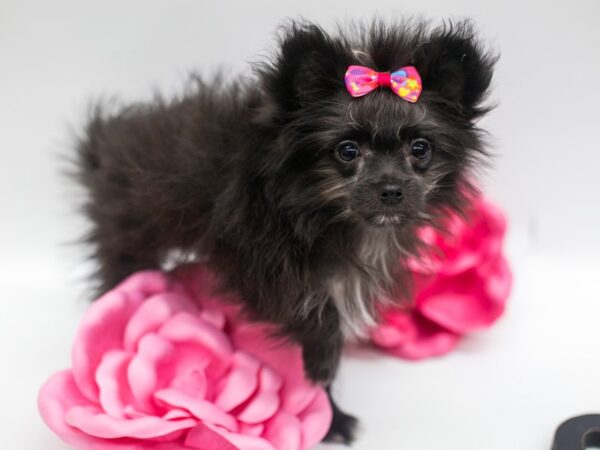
xmin=414 ymin=21 xmax=497 ymax=119
xmin=260 ymin=22 xmax=349 ymax=116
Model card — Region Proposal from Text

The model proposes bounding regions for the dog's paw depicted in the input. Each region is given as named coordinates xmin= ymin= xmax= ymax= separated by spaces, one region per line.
xmin=323 ymin=403 xmax=359 ymax=445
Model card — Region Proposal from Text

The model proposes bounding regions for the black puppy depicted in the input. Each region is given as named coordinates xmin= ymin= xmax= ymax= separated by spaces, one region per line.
xmin=74 ymin=19 xmax=496 ymax=443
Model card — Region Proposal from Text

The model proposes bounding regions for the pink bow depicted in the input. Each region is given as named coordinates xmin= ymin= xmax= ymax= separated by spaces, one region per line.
xmin=344 ymin=65 xmax=423 ymax=102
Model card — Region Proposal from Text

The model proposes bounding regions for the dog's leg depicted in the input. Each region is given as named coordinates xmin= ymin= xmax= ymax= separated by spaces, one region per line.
xmin=291 ymin=302 xmax=359 ymax=444
xmin=296 ymin=301 xmax=344 ymax=384
xmin=324 ymin=386 xmax=359 ymax=445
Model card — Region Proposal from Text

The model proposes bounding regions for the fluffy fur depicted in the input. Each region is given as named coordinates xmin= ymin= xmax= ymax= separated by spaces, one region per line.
xmin=73 ymin=18 xmax=496 ymax=443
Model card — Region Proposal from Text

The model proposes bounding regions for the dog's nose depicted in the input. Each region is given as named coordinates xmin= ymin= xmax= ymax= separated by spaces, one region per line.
xmin=378 ymin=183 xmax=403 ymax=206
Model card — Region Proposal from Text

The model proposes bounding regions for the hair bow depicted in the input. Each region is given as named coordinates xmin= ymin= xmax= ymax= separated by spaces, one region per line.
xmin=344 ymin=65 xmax=422 ymax=102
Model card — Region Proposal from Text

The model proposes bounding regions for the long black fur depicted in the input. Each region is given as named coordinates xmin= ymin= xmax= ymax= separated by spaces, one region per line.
xmin=73 ymin=18 xmax=496 ymax=443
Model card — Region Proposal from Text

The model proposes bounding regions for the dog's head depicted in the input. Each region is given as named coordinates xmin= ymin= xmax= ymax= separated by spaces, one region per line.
xmin=255 ymin=20 xmax=497 ymax=237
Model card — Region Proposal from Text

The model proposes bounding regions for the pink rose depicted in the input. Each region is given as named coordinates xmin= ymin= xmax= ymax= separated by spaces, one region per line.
xmin=370 ymin=197 xmax=512 ymax=360
xmin=39 ymin=267 xmax=332 ymax=450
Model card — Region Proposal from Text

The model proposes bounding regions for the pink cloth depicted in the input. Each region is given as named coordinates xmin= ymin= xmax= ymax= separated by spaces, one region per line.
xmin=38 ymin=266 xmax=332 ymax=450
xmin=370 ymin=197 xmax=512 ymax=360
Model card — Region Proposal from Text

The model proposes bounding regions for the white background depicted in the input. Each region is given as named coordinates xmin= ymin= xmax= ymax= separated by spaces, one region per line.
xmin=1 ymin=1 xmax=599 ymax=449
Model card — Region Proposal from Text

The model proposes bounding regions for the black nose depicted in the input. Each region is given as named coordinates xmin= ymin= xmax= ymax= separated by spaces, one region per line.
xmin=378 ymin=184 xmax=403 ymax=206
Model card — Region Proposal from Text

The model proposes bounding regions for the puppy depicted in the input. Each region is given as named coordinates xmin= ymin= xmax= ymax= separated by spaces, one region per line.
xmin=74 ymin=19 xmax=496 ymax=443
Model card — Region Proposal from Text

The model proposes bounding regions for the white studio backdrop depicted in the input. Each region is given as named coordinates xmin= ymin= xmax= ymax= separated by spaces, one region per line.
xmin=1 ymin=1 xmax=599 ymax=449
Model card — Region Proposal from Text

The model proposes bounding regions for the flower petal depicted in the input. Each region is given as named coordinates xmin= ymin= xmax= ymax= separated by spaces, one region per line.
xmin=40 ymin=371 xmax=169 ymax=449
xmin=72 ymin=294 xmax=138 ymax=402
xmin=163 ymin=409 xmax=191 ymax=420
xmin=159 ymin=313 xmax=233 ymax=363
xmin=124 ymin=292 xmax=197 ymax=352
xmin=39 ymin=371 xmax=98 ymax=445
xmin=184 ymin=423 xmax=240 ymax=450
xmin=239 ymin=422 xmax=264 ymax=437
xmin=215 ymin=352 xmax=260 ymax=413
xmin=154 ymin=388 xmax=238 ymax=432
xmin=419 ymin=269 xmax=505 ymax=334
xmin=170 ymin=369 xmax=208 ymax=400
xmin=72 ymin=271 xmax=170 ymax=402
xmin=127 ymin=333 xmax=175 ymax=413
xmin=237 ymin=366 xmax=281 ymax=424
xmin=118 ymin=270 xmax=173 ymax=300
xmin=263 ymin=412 xmax=302 ymax=450
xmin=65 ymin=405 xmax=196 ymax=439
xmin=483 ymin=256 xmax=513 ymax=306
xmin=200 ymin=308 xmax=227 ymax=330
xmin=370 ymin=310 xmax=416 ymax=349
xmin=224 ymin=433 xmax=276 ymax=450
xmin=390 ymin=327 xmax=460 ymax=360
xmin=96 ymin=350 xmax=133 ymax=418
xmin=230 ymin=322 xmax=317 ymax=416
xmin=297 ymin=388 xmax=333 ymax=449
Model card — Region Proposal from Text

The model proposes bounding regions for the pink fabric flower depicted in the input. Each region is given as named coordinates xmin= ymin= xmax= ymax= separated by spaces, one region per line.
xmin=370 ymin=197 xmax=512 ymax=360
xmin=39 ymin=266 xmax=332 ymax=450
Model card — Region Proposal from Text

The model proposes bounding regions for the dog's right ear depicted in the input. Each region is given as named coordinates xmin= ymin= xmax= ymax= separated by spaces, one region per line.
xmin=412 ymin=21 xmax=498 ymax=120
xmin=259 ymin=22 xmax=350 ymax=117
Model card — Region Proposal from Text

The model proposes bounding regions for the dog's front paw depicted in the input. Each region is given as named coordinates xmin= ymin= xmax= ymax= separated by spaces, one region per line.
xmin=324 ymin=402 xmax=359 ymax=445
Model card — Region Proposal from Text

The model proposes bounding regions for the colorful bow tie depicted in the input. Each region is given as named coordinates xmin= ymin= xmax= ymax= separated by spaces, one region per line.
xmin=344 ymin=65 xmax=423 ymax=102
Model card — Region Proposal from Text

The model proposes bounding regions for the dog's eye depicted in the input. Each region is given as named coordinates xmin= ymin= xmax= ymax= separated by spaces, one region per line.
xmin=410 ymin=139 xmax=431 ymax=160
xmin=336 ymin=141 xmax=360 ymax=162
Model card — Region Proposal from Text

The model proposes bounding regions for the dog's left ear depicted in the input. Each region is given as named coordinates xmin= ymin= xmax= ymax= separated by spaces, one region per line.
xmin=260 ymin=22 xmax=349 ymax=117
xmin=414 ymin=22 xmax=498 ymax=119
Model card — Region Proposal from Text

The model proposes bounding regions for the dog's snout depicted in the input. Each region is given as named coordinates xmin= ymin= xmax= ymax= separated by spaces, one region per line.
xmin=377 ymin=183 xmax=403 ymax=206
